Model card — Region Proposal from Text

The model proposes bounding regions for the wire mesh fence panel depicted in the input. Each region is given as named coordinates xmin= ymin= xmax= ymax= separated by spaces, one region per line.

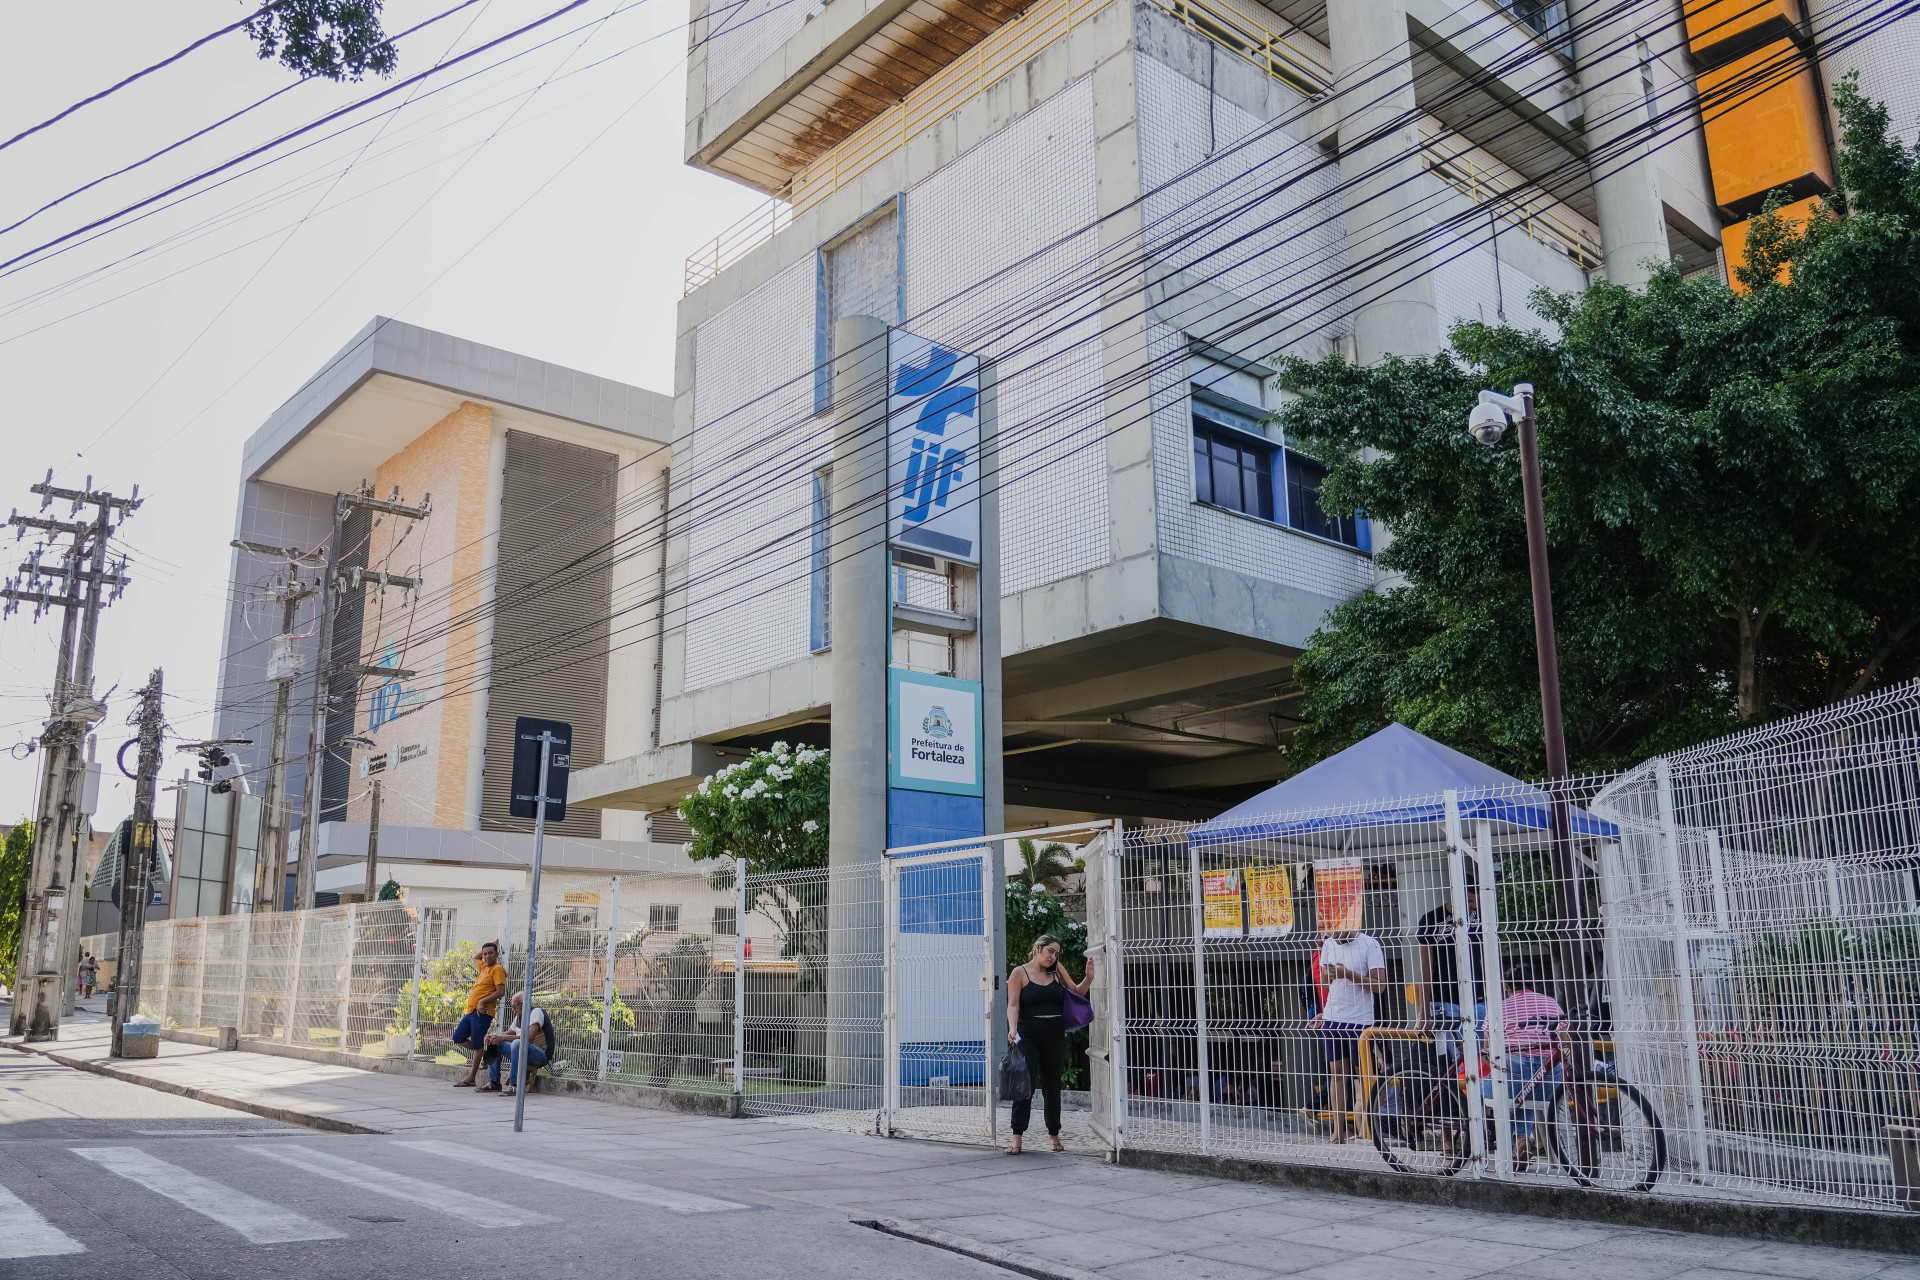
xmin=164 ymin=918 xmax=203 ymax=1030
xmin=243 ymin=910 xmax=297 ymax=1042
xmin=198 ymin=915 xmax=249 ymax=1032
xmin=886 ymin=846 xmax=995 ymax=1144
xmin=137 ymin=918 xmax=173 ymax=1021
xmin=288 ymin=905 xmax=351 ymax=1050
xmin=1112 ymin=771 xmax=1636 ymax=1188
xmin=342 ymin=901 xmax=419 ymax=1058
xmin=1595 ymin=684 xmax=1920 ymax=1210
xmin=740 ymin=863 xmax=885 ymax=1130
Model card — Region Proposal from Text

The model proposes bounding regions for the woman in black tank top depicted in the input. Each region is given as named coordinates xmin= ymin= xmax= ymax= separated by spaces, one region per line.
xmin=1005 ymin=934 xmax=1094 ymax=1154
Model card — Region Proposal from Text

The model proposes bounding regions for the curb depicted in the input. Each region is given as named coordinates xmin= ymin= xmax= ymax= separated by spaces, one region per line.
xmin=857 ymin=1218 xmax=1105 ymax=1280
xmin=1115 ymin=1147 xmax=1920 ymax=1256
xmin=0 ymin=1039 xmax=386 ymax=1136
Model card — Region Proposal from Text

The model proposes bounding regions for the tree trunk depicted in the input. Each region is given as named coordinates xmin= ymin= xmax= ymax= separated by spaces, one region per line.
xmin=1732 ymin=606 xmax=1770 ymax=721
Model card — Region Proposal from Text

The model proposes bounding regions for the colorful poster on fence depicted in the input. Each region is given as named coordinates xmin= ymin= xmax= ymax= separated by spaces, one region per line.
xmin=1246 ymin=865 xmax=1294 ymax=936
xmin=1314 ymin=858 xmax=1364 ymax=933
xmin=1202 ymin=869 xmax=1245 ymax=936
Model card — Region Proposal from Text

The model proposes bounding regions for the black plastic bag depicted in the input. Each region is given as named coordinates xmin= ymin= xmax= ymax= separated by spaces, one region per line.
xmin=1000 ymin=1042 xmax=1032 ymax=1103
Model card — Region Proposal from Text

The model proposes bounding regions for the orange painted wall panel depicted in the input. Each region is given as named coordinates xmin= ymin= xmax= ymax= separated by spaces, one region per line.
xmin=1684 ymin=0 xmax=1798 ymax=57
xmin=1698 ymin=41 xmax=1833 ymax=209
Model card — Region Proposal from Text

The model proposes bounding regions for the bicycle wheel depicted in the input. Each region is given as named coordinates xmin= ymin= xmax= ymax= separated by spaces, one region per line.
xmin=1548 ymin=1078 xmax=1667 ymax=1192
xmin=1370 ymin=1068 xmax=1470 ymax=1177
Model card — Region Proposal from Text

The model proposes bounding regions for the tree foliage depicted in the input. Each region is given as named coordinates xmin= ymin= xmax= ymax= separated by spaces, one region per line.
xmin=1010 ymin=839 xmax=1079 ymax=893
xmin=1276 ymin=79 xmax=1920 ymax=776
xmin=679 ymin=743 xmax=829 ymax=874
xmin=0 ymin=821 xmax=30 ymax=978
xmin=245 ymin=0 xmax=397 ymax=81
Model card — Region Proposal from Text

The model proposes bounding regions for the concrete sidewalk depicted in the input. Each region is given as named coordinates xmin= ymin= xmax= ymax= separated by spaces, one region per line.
xmin=6 ymin=1007 xmax=1919 ymax=1280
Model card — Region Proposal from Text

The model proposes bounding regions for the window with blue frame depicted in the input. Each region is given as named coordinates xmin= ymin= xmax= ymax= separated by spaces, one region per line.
xmin=1189 ymin=388 xmax=1367 ymax=550
xmin=1282 ymin=449 xmax=1364 ymax=548
xmin=1191 ymin=400 xmax=1274 ymax=520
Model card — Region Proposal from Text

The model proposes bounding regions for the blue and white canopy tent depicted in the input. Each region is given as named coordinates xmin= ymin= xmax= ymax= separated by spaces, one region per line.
xmin=1192 ymin=723 xmax=1615 ymax=852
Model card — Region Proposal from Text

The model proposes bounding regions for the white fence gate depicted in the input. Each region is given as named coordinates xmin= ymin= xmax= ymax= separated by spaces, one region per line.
xmin=884 ymin=843 xmax=995 ymax=1142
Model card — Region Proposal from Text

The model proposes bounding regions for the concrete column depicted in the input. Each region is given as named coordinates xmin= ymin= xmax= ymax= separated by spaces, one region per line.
xmin=827 ymin=314 xmax=891 ymax=1096
xmin=1326 ymin=0 xmax=1441 ymax=362
xmin=1571 ymin=0 xmax=1670 ymax=289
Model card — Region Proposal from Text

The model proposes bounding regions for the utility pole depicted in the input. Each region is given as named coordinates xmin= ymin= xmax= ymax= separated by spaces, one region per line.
xmin=364 ymin=778 xmax=383 ymax=901
xmin=4 ymin=473 xmax=137 ymax=1041
xmin=111 ymin=670 xmax=164 ymax=1058
xmin=230 ymin=545 xmax=320 ymax=913
xmin=293 ymin=482 xmax=427 ymax=911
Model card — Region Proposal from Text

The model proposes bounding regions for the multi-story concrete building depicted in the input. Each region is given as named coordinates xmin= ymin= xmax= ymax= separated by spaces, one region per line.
xmin=205 ymin=318 xmax=683 ymax=916
xmin=570 ymin=0 xmax=1918 ymax=832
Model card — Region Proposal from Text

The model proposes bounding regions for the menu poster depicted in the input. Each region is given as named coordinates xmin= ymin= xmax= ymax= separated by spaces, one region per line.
xmin=1314 ymin=858 xmax=1365 ymax=933
xmin=1246 ymin=865 xmax=1295 ymax=936
xmin=1202 ymin=869 xmax=1245 ymax=936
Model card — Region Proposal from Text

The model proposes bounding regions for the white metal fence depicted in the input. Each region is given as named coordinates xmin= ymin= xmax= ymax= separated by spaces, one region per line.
xmin=132 ymin=686 xmax=1920 ymax=1213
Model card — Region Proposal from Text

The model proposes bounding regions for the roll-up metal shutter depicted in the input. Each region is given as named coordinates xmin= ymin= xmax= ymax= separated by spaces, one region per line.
xmin=480 ymin=430 xmax=617 ymax=836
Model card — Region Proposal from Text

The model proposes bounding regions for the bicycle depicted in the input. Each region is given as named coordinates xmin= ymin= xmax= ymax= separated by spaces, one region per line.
xmin=1367 ymin=1015 xmax=1668 ymax=1192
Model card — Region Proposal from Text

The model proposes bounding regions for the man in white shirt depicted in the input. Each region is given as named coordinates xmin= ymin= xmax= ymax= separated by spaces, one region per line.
xmin=1312 ymin=928 xmax=1388 ymax=1144
xmin=485 ymin=993 xmax=555 ymax=1097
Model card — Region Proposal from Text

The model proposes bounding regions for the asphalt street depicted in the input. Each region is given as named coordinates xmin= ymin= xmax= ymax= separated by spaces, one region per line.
xmin=0 ymin=1052 xmax=1008 ymax=1279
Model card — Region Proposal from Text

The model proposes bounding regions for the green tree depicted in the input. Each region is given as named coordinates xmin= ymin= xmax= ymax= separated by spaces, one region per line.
xmin=1010 ymin=839 xmax=1079 ymax=893
xmin=245 ymin=0 xmax=397 ymax=80
xmin=0 ymin=821 xmax=30 ymax=979
xmin=1276 ymin=79 xmax=1920 ymax=775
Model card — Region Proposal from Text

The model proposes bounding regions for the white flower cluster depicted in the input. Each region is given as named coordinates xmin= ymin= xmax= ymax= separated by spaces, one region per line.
xmin=802 ymin=819 xmax=819 ymax=833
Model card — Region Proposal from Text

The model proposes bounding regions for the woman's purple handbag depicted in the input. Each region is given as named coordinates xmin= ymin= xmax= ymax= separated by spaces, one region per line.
xmin=1063 ymin=986 xmax=1093 ymax=1031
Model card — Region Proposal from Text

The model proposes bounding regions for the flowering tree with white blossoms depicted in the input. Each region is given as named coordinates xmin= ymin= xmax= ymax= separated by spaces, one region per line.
xmin=677 ymin=742 xmax=829 ymax=874
xmin=679 ymin=744 xmax=832 ymax=990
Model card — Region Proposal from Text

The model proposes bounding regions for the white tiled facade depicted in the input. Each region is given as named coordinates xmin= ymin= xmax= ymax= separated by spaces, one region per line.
xmin=905 ymin=77 xmax=1110 ymax=598
xmin=685 ymin=259 xmax=823 ymax=692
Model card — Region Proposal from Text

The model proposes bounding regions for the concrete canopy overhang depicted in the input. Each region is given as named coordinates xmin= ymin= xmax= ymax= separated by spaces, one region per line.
xmin=242 ymin=317 xmax=672 ymax=490
xmin=692 ymin=0 xmax=1040 ymax=192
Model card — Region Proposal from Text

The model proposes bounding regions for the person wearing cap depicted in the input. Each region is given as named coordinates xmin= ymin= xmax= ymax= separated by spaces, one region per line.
xmin=1311 ymin=925 xmax=1388 ymax=1143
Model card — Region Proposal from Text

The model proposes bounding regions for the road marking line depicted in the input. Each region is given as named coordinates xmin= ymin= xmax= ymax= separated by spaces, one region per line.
xmin=396 ymin=1139 xmax=749 ymax=1214
xmin=70 ymin=1147 xmax=343 ymax=1244
xmin=0 ymin=1184 xmax=86 ymax=1259
xmin=242 ymin=1146 xmax=554 ymax=1228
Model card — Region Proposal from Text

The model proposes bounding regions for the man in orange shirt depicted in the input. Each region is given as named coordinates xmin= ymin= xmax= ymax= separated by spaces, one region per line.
xmin=453 ymin=942 xmax=506 ymax=1088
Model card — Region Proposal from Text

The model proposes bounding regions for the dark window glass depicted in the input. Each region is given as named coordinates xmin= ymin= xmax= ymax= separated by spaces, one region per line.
xmin=1284 ymin=450 xmax=1360 ymax=547
xmin=1192 ymin=422 xmax=1273 ymax=520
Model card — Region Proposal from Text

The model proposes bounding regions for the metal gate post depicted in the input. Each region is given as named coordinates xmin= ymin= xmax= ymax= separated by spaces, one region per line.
xmin=405 ymin=911 xmax=423 ymax=1061
xmin=338 ymin=903 xmax=356 ymax=1050
xmin=733 ymin=861 xmax=746 ymax=1100
xmin=1654 ymin=756 xmax=1710 ymax=1172
xmin=285 ymin=909 xmax=306 ymax=1045
xmin=236 ymin=911 xmax=255 ymax=1040
xmin=1102 ymin=825 xmax=1128 ymax=1156
xmin=1441 ymin=791 xmax=1487 ymax=1173
xmin=601 ymin=875 xmax=621 ymax=1081
xmin=1476 ymin=823 xmax=1513 ymax=1179
xmin=883 ymin=855 xmax=900 ymax=1135
xmin=1187 ymin=843 xmax=1211 ymax=1156
xmin=981 ymin=845 xmax=995 ymax=1143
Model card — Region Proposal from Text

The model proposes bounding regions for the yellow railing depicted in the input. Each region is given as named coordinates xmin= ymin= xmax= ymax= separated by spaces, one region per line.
xmin=1421 ymin=127 xmax=1603 ymax=270
xmin=1151 ymin=0 xmax=1328 ymax=96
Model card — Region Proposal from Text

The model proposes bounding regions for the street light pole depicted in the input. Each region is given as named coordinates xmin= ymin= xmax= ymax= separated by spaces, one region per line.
xmin=1467 ymin=384 xmax=1589 ymax=1039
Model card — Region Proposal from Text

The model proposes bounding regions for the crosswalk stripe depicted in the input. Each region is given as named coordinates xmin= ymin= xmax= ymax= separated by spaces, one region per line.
xmin=396 ymin=1139 xmax=749 ymax=1214
xmin=70 ymin=1148 xmax=343 ymax=1244
xmin=0 ymin=1183 xmax=86 ymax=1259
xmin=242 ymin=1146 xmax=554 ymax=1228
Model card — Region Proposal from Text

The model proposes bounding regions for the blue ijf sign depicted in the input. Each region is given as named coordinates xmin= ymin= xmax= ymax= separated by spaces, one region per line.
xmin=888 ymin=328 xmax=981 ymax=565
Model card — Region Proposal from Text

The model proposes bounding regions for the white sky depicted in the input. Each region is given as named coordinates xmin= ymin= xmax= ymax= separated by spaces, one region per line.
xmin=0 ymin=0 xmax=760 ymax=824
